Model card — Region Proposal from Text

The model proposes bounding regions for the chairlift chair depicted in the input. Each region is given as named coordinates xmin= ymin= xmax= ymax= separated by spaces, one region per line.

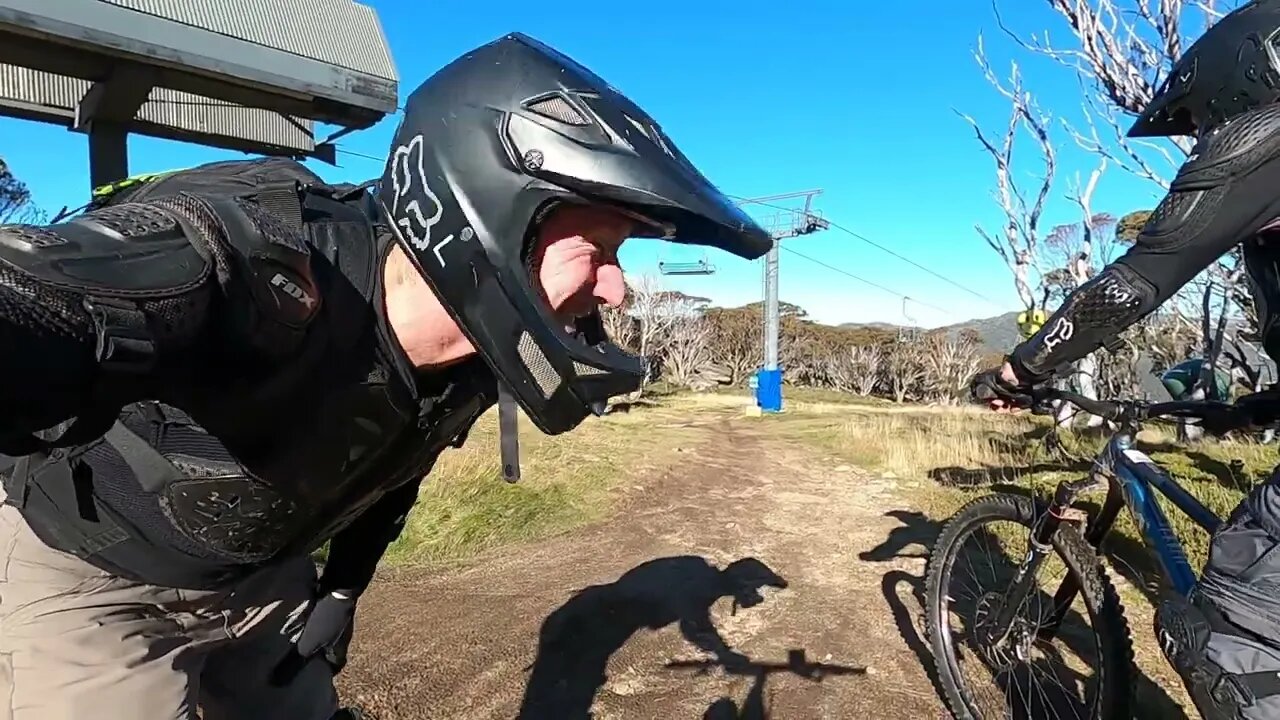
xmin=658 ymin=249 xmax=716 ymax=275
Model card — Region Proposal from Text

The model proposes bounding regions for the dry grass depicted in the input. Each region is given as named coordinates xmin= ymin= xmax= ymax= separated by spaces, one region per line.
xmin=831 ymin=411 xmax=1039 ymax=483
xmin=374 ymin=396 xmax=717 ymax=567
xmin=757 ymin=397 xmax=1277 ymax=717
xmin=828 ymin=408 xmax=1269 ymax=572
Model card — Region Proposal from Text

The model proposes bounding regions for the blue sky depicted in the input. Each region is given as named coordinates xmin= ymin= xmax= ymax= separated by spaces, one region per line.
xmin=1 ymin=0 xmax=1184 ymax=328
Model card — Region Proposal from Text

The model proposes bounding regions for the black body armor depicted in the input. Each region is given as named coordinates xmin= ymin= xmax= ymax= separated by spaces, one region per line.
xmin=0 ymin=158 xmax=497 ymax=590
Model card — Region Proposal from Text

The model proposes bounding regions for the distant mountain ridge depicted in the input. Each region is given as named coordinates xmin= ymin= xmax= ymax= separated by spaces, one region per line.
xmin=838 ymin=311 xmax=1021 ymax=356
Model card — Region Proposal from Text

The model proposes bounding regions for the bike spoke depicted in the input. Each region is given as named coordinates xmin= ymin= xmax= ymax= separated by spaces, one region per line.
xmin=940 ymin=517 xmax=1104 ymax=720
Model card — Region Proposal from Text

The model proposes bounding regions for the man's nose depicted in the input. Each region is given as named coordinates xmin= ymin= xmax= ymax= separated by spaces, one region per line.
xmin=594 ymin=264 xmax=626 ymax=308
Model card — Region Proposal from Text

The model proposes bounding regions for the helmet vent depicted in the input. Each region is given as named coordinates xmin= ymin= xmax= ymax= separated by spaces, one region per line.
xmin=623 ymin=114 xmax=677 ymax=159
xmin=525 ymin=95 xmax=590 ymax=125
xmin=518 ymin=331 xmax=562 ymax=397
xmin=624 ymin=114 xmax=653 ymax=141
xmin=574 ymin=361 xmax=608 ymax=376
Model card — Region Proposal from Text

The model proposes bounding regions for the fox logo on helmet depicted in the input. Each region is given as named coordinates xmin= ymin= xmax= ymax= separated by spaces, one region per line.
xmin=388 ymin=134 xmax=444 ymax=254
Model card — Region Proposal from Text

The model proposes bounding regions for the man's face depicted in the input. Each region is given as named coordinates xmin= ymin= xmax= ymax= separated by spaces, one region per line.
xmin=530 ymin=204 xmax=633 ymax=323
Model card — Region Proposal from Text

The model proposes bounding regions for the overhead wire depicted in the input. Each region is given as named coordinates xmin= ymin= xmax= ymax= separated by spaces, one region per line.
xmin=334 ymin=147 xmax=385 ymax=163
xmin=727 ymin=194 xmax=1002 ymax=308
xmin=331 ymin=145 xmax=967 ymax=319
xmin=777 ymin=245 xmax=954 ymax=317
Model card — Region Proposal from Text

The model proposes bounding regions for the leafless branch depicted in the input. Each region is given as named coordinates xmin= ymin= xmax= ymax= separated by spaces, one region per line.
xmin=991 ymin=0 xmax=1233 ymax=191
xmin=963 ymin=33 xmax=1058 ymax=309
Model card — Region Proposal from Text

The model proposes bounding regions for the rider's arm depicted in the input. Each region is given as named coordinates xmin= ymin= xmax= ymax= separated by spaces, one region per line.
xmin=1009 ymin=103 xmax=1280 ymax=383
xmin=0 ymin=193 xmax=319 ymax=451
xmin=318 ymin=478 xmax=421 ymax=595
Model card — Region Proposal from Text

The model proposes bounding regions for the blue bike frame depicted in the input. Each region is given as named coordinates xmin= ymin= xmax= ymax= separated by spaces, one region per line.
xmin=1096 ymin=431 xmax=1222 ymax=597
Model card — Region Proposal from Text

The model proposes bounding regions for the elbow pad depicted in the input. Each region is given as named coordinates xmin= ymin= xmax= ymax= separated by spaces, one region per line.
xmin=1011 ymin=265 xmax=1157 ymax=380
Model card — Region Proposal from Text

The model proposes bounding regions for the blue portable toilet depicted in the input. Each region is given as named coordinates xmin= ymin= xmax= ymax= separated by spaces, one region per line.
xmin=755 ymin=368 xmax=783 ymax=413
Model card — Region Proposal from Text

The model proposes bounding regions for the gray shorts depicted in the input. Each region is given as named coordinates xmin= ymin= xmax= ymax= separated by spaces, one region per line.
xmin=0 ymin=493 xmax=339 ymax=720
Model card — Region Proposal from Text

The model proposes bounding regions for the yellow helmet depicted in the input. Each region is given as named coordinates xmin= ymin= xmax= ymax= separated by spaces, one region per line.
xmin=1017 ymin=308 xmax=1047 ymax=339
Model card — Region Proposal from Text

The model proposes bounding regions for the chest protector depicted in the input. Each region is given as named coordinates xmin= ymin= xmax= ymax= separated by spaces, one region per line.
xmin=3 ymin=159 xmax=497 ymax=589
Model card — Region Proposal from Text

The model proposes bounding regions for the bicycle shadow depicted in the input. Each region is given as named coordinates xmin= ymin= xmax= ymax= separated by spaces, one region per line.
xmin=515 ymin=555 xmax=788 ymax=719
xmin=863 ymin=508 xmax=1188 ymax=720
xmin=1139 ymin=440 xmax=1261 ymax=495
xmin=857 ymin=509 xmax=949 ymax=703
xmin=673 ymin=649 xmax=866 ymax=719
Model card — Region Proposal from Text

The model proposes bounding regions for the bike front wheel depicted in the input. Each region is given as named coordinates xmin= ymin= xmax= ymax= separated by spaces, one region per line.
xmin=923 ymin=492 xmax=1135 ymax=720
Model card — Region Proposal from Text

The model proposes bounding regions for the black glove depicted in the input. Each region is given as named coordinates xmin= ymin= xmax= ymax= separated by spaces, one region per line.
xmin=970 ymin=364 xmax=1041 ymax=410
xmin=1198 ymin=389 xmax=1280 ymax=436
xmin=271 ymin=589 xmax=358 ymax=686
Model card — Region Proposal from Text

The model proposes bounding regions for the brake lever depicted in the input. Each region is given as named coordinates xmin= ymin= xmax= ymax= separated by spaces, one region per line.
xmin=1028 ymin=386 xmax=1059 ymax=416
xmin=1030 ymin=398 xmax=1057 ymax=416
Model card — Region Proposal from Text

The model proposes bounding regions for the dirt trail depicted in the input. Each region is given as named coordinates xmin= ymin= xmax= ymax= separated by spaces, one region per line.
xmin=337 ymin=413 xmax=950 ymax=719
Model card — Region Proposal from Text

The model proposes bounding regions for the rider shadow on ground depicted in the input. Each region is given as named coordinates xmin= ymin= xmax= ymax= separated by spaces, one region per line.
xmin=515 ymin=555 xmax=789 ymax=720
xmin=676 ymin=649 xmax=866 ymax=719
xmin=864 ymin=509 xmax=1188 ymax=720
xmin=859 ymin=509 xmax=949 ymax=702
xmin=1139 ymin=439 xmax=1263 ymax=493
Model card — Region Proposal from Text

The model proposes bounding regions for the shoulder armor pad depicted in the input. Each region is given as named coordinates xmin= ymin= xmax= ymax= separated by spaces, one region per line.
xmin=1177 ymin=104 xmax=1280 ymax=190
xmin=0 ymin=203 xmax=211 ymax=295
xmin=200 ymin=194 xmax=321 ymax=329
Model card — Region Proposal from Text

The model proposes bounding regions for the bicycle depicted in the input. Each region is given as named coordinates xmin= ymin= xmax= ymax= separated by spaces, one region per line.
xmin=922 ymin=387 xmax=1248 ymax=720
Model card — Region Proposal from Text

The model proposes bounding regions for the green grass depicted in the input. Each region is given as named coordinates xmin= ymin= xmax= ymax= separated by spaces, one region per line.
xmin=355 ymin=397 xmax=707 ymax=568
xmin=785 ymin=405 xmax=1272 ymax=574
xmin=767 ymin=401 xmax=1276 ymax=716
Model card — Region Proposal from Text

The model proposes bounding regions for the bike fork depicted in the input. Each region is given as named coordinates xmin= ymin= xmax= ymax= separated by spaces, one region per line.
xmin=983 ymin=475 xmax=1108 ymax=647
xmin=1037 ymin=475 xmax=1122 ymax=642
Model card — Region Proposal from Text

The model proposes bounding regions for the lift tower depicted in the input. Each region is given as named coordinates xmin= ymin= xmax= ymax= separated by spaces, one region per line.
xmin=735 ymin=189 xmax=829 ymax=412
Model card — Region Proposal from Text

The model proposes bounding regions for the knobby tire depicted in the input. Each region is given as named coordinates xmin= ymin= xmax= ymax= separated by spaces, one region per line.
xmin=923 ymin=493 xmax=1135 ymax=720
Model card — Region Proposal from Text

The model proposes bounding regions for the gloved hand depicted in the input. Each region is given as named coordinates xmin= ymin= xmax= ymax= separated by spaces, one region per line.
xmin=1198 ymin=388 xmax=1280 ymax=436
xmin=970 ymin=361 xmax=1042 ymax=411
xmin=271 ymin=588 xmax=358 ymax=686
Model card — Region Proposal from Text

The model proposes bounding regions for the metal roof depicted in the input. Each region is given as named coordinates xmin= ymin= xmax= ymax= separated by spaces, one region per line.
xmin=0 ymin=0 xmax=399 ymax=157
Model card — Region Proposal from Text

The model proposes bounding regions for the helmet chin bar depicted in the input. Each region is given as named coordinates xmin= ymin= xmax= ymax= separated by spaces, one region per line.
xmin=499 ymin=308 xmax=633 ymax=482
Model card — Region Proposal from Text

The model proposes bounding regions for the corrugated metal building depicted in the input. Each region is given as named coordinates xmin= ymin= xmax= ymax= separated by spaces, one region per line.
xmin=0 ymin=0 xmax=398 ymax=180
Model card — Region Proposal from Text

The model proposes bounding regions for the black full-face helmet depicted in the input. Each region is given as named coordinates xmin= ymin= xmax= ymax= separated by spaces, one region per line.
xmin=376 ymin=32 xmax=772 ymax=435
xmin=1129 ymin=0 xmax=1280 ymax=138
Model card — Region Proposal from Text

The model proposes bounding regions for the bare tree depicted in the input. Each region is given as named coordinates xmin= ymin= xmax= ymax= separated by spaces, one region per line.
xmin=600 ymin=287 xmax=639 ymax=354
xmin=884 ymin=336 xmax=926 ymax=403
xmin=1095 ymin=325 xmax=1148 ymax=398
xmin=1142 ymin=309 xmax=1201 ymax=376
xmin=921 ymin=333 xmax=983 ymax=405
xmin=998 ymin=0 xmax=1259 ymax=368
xmin=993 ymin=0 xmax=1231 ymax=180
xmin=849 ymin=345 xmax=883 ymax=396
xmin=959 ymin=35 xmax=1056 ymax=314
xmin=0 ymin=157 xmax=42 ymax=224
xmin=619 ymin=271 xmax=680 ymax=394
xmin=825 ymin=345 xmax=857 ymax=394
xmin=961 ymin=35 xmax=1115 ymax=422
xmin=1051 ymin=160 xmax=1117 ymax=425
xmin=627 ymin=274 xmax=681 ymax=392
xmin=659 ymin=305 xmax=715 ymax=388
xmin=705 ymin=307 xmax=761 ymax=386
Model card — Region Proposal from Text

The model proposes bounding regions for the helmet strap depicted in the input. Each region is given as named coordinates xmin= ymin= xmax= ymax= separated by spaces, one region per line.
xmin=498 ymin=383 xmax=522 ymax=482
